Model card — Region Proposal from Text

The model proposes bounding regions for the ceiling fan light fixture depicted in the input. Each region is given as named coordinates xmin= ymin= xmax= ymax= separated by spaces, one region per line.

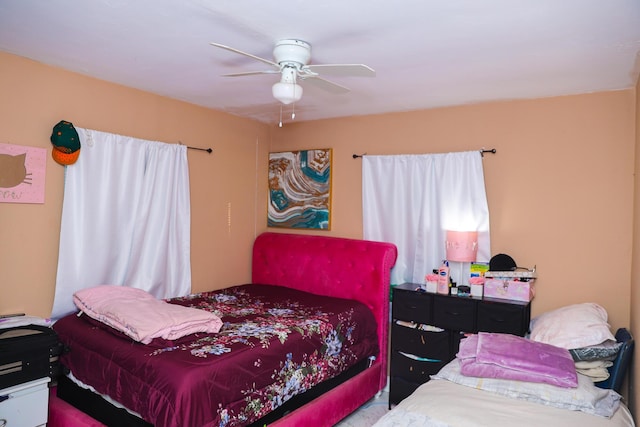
xmin=272 ymin=81 xmax=303 ymax=105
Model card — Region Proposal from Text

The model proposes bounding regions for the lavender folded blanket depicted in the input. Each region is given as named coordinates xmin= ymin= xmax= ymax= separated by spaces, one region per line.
xmin=457 ymin=332 xmax=578 ymax=388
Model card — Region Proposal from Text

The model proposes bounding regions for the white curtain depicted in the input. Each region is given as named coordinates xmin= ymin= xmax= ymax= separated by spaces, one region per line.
xmin=51 ymin=128 xmax=191 ymax=319
xmin=362 ymin=151 xmax=490 ymax=286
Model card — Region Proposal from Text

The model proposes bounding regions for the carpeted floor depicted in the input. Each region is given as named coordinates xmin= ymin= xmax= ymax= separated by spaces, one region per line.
xmin=334 ymin=391 xmax=390 ymax=426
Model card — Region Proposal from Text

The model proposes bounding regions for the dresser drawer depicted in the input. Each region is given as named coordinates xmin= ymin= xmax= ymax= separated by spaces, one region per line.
xmin=432 ymin=296 xmax=476 ymax=331
xmin=390 ymin=349 xmax=446 ymax=384
xmin=391 ymin=324 xmax=450 ymax=361
xmin=0 ymin=377 xmax=50 ymax=427
xmin=477 ymin=301 xmax=528 ymax=335
xmin=392 ymin=289 xmax=432 ymax=324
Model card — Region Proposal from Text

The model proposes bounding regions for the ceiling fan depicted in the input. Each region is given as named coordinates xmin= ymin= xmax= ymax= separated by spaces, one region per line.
xmin=210 ymin=39 xmax=375 ymax=105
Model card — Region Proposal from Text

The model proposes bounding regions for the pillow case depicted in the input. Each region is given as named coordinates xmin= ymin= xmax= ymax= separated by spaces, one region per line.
xmin=570 ymin=340 xmax=623 ymax=362
xmin=575 ymin=360 xmax=613 ymax=382
xmin=529 ymin=303 xmax=615 ymax=350
xmin=74 ymin=285 xmax=223 ymax=344
xmin=432 ymin=359 xmax=621 ymax=418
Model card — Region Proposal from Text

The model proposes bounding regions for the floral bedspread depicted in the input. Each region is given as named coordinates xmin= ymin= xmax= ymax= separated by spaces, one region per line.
xmin=55 ymin=284 xmax=379 ymax=427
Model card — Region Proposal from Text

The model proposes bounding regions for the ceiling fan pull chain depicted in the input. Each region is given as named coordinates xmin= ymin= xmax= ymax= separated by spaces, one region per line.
xmin=279 ymin=105 xmax=283 ymax=128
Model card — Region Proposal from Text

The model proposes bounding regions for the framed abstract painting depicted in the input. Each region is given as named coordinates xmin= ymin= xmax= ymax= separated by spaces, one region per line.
xmin=268 ymin=148 xmax=332 ymax=229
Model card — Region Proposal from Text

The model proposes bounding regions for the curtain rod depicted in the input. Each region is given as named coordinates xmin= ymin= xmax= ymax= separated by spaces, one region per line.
xmin=352 ymin=148 xmax=497 ymax=159
xmin=187 ymin=146 xmax=213 ymax=154
xmin=178 ymin=141 xmax=213 ymax=154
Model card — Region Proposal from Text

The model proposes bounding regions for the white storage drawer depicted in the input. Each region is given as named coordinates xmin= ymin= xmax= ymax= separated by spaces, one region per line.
xmin=0 ymin=377 xmax=50 ymax=427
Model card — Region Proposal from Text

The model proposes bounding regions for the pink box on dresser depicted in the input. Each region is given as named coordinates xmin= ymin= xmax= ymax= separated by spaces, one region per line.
xmin=484 ymin=278 xmax=535 ymax=302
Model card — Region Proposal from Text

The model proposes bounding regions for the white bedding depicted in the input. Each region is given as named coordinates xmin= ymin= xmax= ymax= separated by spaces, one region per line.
xmin=374 ymin=379 xmax=635 ymax=427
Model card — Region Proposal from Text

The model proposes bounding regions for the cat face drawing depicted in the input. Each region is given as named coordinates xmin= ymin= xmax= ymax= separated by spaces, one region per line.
xmin=0 ymin=153 xmax=32 ymax=188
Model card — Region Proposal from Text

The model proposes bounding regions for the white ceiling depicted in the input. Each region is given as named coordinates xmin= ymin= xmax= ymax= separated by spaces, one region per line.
xmin=1 ymin=1 xmax=639 ymax=125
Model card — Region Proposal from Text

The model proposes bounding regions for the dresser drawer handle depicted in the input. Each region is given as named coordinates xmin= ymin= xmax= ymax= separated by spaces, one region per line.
xmin=445 ymin=310 xmax=460 ymax=317
xmin=398 ymin=351 xmax=441 ymax=363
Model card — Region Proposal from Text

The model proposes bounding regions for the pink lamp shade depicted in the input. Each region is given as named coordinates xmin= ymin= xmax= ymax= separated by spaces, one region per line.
xmin=446 ymin=230 xmax=478 ymax=262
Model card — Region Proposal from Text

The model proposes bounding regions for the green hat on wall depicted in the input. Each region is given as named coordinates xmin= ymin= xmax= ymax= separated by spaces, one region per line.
xmin=50 ymin=120 xmax=81 ymax=165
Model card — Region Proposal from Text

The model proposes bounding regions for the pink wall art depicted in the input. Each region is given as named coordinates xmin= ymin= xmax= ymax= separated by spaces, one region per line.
xmin=0 ymin=142 xmax=47 ymax=204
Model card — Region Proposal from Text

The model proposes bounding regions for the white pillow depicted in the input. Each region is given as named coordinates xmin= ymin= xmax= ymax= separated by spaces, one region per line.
xmin=529 ymin=303 xmax=615 ymax=350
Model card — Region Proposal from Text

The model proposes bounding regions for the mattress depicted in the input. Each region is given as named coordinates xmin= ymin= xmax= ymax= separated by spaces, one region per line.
xmin=373 ymin=378 xmax=635 ymax=427
xmin=53 ymin=284 xmax=379 ymax=427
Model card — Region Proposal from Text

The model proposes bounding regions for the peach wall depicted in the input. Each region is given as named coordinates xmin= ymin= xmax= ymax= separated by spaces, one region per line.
xmin=631 ymin=71 xmax=640 ymax=414
xmin=0 ymin=52 xmax=271 ymax=318
xmin=271 ymin=92 xmax=636 ymax=331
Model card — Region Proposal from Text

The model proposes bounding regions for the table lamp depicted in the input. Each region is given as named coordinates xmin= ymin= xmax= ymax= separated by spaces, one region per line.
xmin=445 ymin=230 xmax=478 ymax=287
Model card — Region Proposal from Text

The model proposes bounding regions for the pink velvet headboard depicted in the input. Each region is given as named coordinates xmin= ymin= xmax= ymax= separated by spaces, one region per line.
xmin=252 ymin=232 xmax=398 ymax=391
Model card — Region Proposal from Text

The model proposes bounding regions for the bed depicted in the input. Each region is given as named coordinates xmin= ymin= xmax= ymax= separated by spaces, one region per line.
xmin=372 ymin=370 xmax=635 ymax=427
xmin=374 ymin=304 xmax=636 ymax=427
xmin=52 ymin=232 xmax=398 ymax=427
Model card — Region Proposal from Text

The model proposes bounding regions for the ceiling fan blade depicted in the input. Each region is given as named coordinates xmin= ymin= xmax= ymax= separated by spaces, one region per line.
xmin=301 ymin=76 xmax=351 ymax=94
xmin=210 ymin=42 xmax=279 ymax=69
xmin=304 ymin=64 xmax=375 ymax=77
xmin=222 ymin=70 xmax=280 ymax=77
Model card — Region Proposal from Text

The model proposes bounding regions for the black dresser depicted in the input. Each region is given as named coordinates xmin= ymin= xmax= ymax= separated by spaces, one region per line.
xmin=389 ymin=283 xmax=531 ymax=406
